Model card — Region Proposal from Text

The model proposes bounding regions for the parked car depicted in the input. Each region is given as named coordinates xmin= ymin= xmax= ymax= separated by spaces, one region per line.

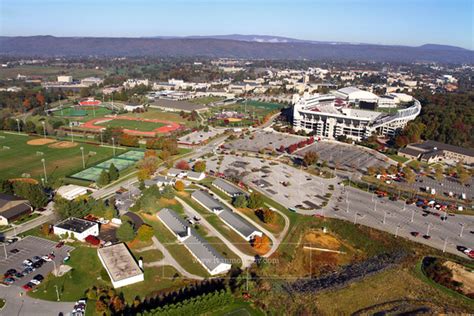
xmin=9 ymin=248 xmax=20 ymax=254
xmin=56 ymin=241 xmax=65 ymax=248
xmin=3 ymin=277 xmax=15 ymax=285
xmin=410 ymin=232 xmax=420 ymax=237
xmin=4 ymin=268 xmax=17 ymax=277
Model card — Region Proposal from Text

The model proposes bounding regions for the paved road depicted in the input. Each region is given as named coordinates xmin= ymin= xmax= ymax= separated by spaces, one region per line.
xmin=151 ymin=236 xmax=204 ymax=280
xmin=176 ymin=197 xmax=255 ymax=268
xmin=319 ymin=185 xmax=474 ymax=259
xmin=2 ymin=203 xmax=57 ymax=239
xmin=0 ymin=285 xmax=75 ymax=316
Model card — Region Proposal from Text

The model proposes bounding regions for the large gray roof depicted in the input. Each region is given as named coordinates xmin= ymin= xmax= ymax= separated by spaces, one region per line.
xmin=191 ymin=190 xmax=260 ymax=239
xmin=157 ymin=208 xmax=227 ymax=272
xmin=212 ymin=178 xmax=244 ymax=196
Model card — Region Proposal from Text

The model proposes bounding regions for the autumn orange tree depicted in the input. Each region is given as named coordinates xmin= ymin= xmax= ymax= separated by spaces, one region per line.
xmin=174 ymin=180 xmax=185 ymax=191
xmin=252 ymin=235 xmax=270 ymax=250
xmin=176 ymin=160 xmax=190 ymax=170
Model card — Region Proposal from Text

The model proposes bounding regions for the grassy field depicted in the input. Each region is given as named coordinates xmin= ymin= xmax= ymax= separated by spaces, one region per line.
xmin=119 ymin=109 xmax=198 ymax=128
xmin=0 ymin=65 xmax=105 ymax=80
xmin=96 ymin=118 xmax=166 ymax=131
xmin=190 ymin=96 xmax=225 ymax=105
xmin=0 ymin=132 xmax=123 ymax=182
xmin=387 ymin=153 xmax=410 ymax=164
xmin=52 ymin=107 xmax=114 ymax=121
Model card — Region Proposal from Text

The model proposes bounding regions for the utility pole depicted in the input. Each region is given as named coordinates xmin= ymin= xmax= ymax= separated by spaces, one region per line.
xmin=70 ymin=123 xmax=74 ymax=143
xmin=80 ymin=147 xmax=85 ymax=169
xmin=41 ymin=158 xmax=48 ymax=183
xmin=395 ymin=224 xmax=401 ymax=238
xmin=442 ymin=237 xmax=448 ymax=253
xmin=112 ymin=137 xmax=116 ymax=156
xmin=459 ymin=223 xmax=465 ymax=237
xmin=41 ymin=121 xmax=46 ymax=138
xmin=411 ymin=208 xmax=415 ymax=223
xmin=16 ymin=118 xmax=20 ymax=134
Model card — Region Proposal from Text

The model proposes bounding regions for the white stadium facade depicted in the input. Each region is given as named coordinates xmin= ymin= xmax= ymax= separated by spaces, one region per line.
xmin=292 ymin=87 xmax=421 ymax=141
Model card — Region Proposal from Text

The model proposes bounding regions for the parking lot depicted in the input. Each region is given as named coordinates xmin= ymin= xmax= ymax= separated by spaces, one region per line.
xmin=0 ymin=236 xmax=74 ymax=288
xmin=206 ymin=155 xmax=337 ymax=210
xmin=224 ymin=131 xmax=305 ymax=153
xmin=296 ymin=141 xmax=391 ymax=172
xmin=408 ymin=174 xmax=473 ymax=200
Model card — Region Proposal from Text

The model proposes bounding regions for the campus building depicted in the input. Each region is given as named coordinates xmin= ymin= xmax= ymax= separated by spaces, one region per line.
xmin=97 ymin=243 xmax=144 ymax=288
xmin=0 ymin=193 xmax=32 ymax=226
xmin=398 ymin=140 xmax=474 ymax=165
xmin=292 ymin=92 xmax=420 ymax=141
xmin=157 ymin=208 xmax=231 ymax=275
xmin=53 ymin=217 xmax=99 ymax=241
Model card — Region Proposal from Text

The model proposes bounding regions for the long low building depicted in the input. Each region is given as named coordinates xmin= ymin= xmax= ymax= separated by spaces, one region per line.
xmin=212 ymin=178 xmax=245 ymax=197
xmin=292 ymin=92 xmax=420 ymax=141
xmin=0 ymin=193 xmax=32 ymax=225
xmin=191 ymin=190 xmax=262 ymax=241
xmin=97 ymin=243 xmax=144 ymax=288
xmin=157 ymin=208 xmax=231 ymax=275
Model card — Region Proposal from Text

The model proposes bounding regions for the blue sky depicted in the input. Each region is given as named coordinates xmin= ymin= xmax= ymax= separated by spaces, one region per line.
xmin=1 ymin=0 xmax=472 ymax=49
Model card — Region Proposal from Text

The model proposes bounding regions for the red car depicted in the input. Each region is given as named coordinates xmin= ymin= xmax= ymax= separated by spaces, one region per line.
xmin=411 ymin=232 xmax=420 ymax=237
xmin=55 ymin=241 xmax=64 ymax=248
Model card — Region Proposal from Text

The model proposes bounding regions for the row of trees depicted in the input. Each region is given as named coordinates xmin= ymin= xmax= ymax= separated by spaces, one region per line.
xmin=54 ymin=195 xmax=117 ymax=220
xmin=116 ymin=216 xmax=154 ymax=243
xmin=97 ymin=164 xmax=120 ymax=187
xmin=0 ymin=180 xmax=48 ymax=208
xmin=232 ymin=192 xmax=265 ymax=210
xmin=278 ymin=137 xmax=315 ymax=154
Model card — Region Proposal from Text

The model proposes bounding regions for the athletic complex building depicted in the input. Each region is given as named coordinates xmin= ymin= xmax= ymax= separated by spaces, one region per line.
xmin=292 ymin=90 xmax=421 ymax=141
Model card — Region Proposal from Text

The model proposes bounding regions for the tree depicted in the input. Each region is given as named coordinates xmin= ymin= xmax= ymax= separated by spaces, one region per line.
xmin=176 ymin=160 xmax=190 ymax=170
xmin=232 ymin=195 xmax=248 ymax=208
xmin=136 ymin=224 xmax=154 ymax=242
xmin=255 ymin=208 xmax=276 ymax=223
xmin=303 ymin=151 xmax=319 ymax=166
xmin=24 ymin=121 xmax=36 ymax=133
xmin=387 ymin=165 xmax=398 ymax=175
xmin=159 ymin=150 xmax=171 ymax=161
xmin=248 ymin=192 xmax=264 ymax=209
xmin=403 ymin=166 xmax=416 ymax=184
xmin=116 ymin=220 xmax=136 ymax=242
xmin=119 ymin=134 xmax=139 ymax=147
xmin=193 ymin=161 xmax=206 ymax=172
xmin=174 ymin=180 xmax=185 ymax=191
xmin=108 ymin=163 xmax=119 ymax=181
xmin=458 ymin=170 xmax=470 ymax=185
xmin=161 ymin=185 xmax=175 ymax=199
xmin=252 ymin=235 xmax=270 ymax=250
xmin=434 ymin=165 xmax=444 ymax=182
xmin=97 ymin=170 xmax=110 ymax=187
xmin=136 ymin=156 xmax=159 ymax=180
xmin=410 ymin=160 xmax=421 ymax=172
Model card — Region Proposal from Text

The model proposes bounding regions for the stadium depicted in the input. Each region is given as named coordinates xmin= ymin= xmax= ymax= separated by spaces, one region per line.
xmin=292 ymin=91 xmax=421 ymax=141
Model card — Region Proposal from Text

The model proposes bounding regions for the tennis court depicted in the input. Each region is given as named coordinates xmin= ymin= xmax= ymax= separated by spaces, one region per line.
xmin=117 ymin=150 xmax=145 ymax=161
xmin=95 ymin=157 xmax=136 ymax=171
xmin=70 ymin=167 xmax=104 ymax=181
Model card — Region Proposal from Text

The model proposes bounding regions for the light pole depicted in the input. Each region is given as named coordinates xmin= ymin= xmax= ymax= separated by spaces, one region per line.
xmin=459 ymin=223 xmax=465 ymax=238
xmin=411 ymin=208 xmax=415 ymax=223
xmin=383 ymin=211 xmax=389 ymax=225
xmin=100 ymin=129 xmax=103 ymax=146
xmin=54 ymin=284 xmax=60 ymax=301
xmin=2 ymin=243 xmax=7 ymax=260
xmin=426 ymin=223 xmax=433 ymax=236
xmin=395 ymin=224 xmax=401 ymax=238
xmin=41 ymin=158 xmax=48 ymax=183
xmin=112 ymin=137 xmax=116 ymax=156
xmin=41 ymin=177 xmax=45 ymax=186
xmin=69 ymin=123 xmax=74 ymax=143
xmin=16 ymin=118 xmax=20 ymax=134
xmin=443 ymin=237 xmax=448 ymax=253
xmin=80 ymin=147 xmax=85 ymax=169
xmin=41 ymin=121 xmax=46 ymax=138
xmin=373 ymin=199 xmax=377 ymax=212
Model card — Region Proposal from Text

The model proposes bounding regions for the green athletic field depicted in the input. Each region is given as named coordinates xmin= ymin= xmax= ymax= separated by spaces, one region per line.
xmin=52 ymin=106 xmax=113 ymax=118
xmin=0 ymin=132 xmax=122 ymax=182
xmin=95 ymin=119 xmax=166 ymax=131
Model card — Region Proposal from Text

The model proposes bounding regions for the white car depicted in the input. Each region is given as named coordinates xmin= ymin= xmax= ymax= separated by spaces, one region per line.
xmin=41 ymin=255 xmax=52 ymax=262
xmin=30 ymin=279 xmax=41 ymax=285
xmin=22 ymin=259 xmax=33 ymax=266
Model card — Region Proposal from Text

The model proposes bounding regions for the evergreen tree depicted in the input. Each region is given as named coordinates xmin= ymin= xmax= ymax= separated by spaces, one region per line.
xmin=108 ymin=163 xmax=119 ymax=181
xmin=97 ymin=170 xmax=110 ymax=187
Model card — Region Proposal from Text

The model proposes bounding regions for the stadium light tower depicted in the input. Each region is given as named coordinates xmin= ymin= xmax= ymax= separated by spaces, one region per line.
xmin=69 ymin=123 xmax=74 ymax=143
xmin=15 ymin=118 xmax=20 ymax=134
xmin=80 ymin=147 xmax=85 ymax=169
xmin=41 ymin=158 xmax=48 ymax=183
xmin=112 ymin=137 xmax=116 ymax=156
xmin=41 ymin=121 xmax=46 ymax=138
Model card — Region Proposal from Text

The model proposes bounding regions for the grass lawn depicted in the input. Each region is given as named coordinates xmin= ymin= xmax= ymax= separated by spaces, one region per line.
xmin=12 ymin=212 xmax=41 ymax=225
xmin=96 ymin=119 xmax=166 ymax=131
xmin=132 ymin=249 xmax=164 ymax=263
xmin=29 ymin=246 xmax=108 ymax=302
xmin=141 ymin=213 xmax=210 ymax=278
xmin=211 ymin=299 xmax=265 ymax=316
xmin=0 ymin=65 xmax=104 ymax=80
xmin=387 ymin=153 xmax=409 ymax=164
xmin=190 ymin=96 xmax=225 ymax=105
xmin=119 ymin=109 xmax=198 ymax=128
xmin=0 ymin=298 xmax=5 ymax=309
xmin=0 ymin=131 xmax=123 ymax=183
xmin=52 ymin=107 xmax=114 ymax=122
xmin=314 ymin=267 xmax=474 ymax=314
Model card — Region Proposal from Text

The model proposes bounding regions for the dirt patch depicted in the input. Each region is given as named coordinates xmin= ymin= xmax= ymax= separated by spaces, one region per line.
xmin=8 ymin=178 xmax=39 ymax=184
xmin=443 ymin=261 xmax=474 ymax=295
xmin=27 ymin=138 xmax=56 ymax=146
xmin=304 ymin=231 xmax=341 ymax=250
xmin=48 ymin=141 xmax=78 ymax=149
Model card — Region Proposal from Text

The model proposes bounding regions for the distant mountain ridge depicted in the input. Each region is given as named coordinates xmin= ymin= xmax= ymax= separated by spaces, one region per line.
xmin=0 ymin=35 xmax=472 ymax=63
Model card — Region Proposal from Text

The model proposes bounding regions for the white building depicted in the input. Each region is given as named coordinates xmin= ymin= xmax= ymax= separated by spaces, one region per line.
xmin=124 ymin=104 xmax=145 ymax=112
xmin=57 ymin=76 xmax=73 ymax=83
xmin=123 ymin=79 xmax=149 ymax=89
xmin=332 ymin=87 xmax=379 ymax=104
xmin=377 ymin=95 xmax=398 ymax=108
xmin=97 ymin=243 xmax=144 ymax=288
xmin=56 ymin=185 xmax=93 ymax=201
xmin=53 ymin=217 xmax=99 ymax=241
xmin=80 ymin=77 xmax=104 ymax=87
xmin=292 ymin=93 xmax=421 ymax=141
